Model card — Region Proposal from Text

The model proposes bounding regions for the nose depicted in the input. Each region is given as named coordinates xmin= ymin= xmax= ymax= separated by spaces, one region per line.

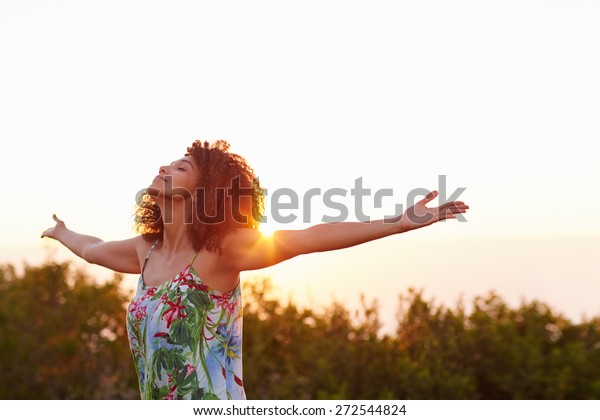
xmin=159 ymin=165 xmax=168 ymax=174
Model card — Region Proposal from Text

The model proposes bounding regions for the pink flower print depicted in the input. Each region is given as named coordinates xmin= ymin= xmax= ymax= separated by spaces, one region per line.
xmin=211 ymin=292 xmax=235 ymax=317
xmin=141 ymin=287 xmax=156 ymax=301
xmin=186 ymin=364 xmax=195 ymax=377
xmin=162 ymin=296 xmax=187 ymax=328
xmin=185 ymin=281 xmax=209 ymax=293
xmin=135 ymin=305 xmax=146 ymax=320
xmin=129 ymin=299 xmax=140 ymax=313
xmin=177 ymin=269 xmax=209 ymax=293
xmin=173 ymin=269 xmax=193 ymax=285
xmin=165 ymin=384 xmax=177 ymax=400
xmin=234 ymin=374 xmax=244 ymax=387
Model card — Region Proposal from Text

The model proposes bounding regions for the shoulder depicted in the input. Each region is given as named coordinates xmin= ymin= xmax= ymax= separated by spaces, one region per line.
xmin=221 ymin=227 xmax=262 ymax=253
xmin=219 ymin=227 xmax=301 ymax=272
xmin=84 ymin=235 xmax=153 ymax=274
xmin=218 ymin=227 xmax=264 ymax=270
xmin=132 ymin=235 xmax=160 ymax=259
xmin=225 ymin=227 xmax=262 ymax=241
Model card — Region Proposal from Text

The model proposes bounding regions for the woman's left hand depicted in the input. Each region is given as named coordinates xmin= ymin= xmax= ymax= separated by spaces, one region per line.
xmin=399 ymin=190 xmax=469 ymax=233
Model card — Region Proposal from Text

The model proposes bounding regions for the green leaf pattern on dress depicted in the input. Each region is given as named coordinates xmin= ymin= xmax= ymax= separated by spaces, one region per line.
xmin=126 ymin=254 xmax=245 ymax=400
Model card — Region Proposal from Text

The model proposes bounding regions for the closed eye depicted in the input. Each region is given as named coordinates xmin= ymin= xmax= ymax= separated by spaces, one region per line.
xmin=169 ymin=160 xmax=193 ymax=171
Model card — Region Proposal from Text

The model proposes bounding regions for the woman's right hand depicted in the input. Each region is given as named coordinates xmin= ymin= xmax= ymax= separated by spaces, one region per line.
xmin=39 ymin=216 xmax=141 ymax=273
xmin=41 ymin=214 xmax=67 ymax=239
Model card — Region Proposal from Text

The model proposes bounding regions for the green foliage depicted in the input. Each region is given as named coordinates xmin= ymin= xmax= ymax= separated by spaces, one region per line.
xmin=242 ymin=281 xmax=600 ymax=399
xmin=0 ymin=261 xmax=138 ymax=399
xmin=1 ymin=261 xmax=599 ymax=399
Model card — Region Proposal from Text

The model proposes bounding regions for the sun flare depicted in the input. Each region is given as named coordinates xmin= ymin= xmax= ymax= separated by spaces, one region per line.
xmin=258 ymin=222 xmax=277 ymax=237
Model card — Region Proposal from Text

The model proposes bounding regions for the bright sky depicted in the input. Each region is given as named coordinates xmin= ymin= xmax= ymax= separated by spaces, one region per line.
xmin=1 ymin=0 xmax=599 ymax=332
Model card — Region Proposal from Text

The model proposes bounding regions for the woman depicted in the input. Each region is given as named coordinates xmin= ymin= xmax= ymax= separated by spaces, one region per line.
xmin=41 ymin=140 xmax=469 ymax=400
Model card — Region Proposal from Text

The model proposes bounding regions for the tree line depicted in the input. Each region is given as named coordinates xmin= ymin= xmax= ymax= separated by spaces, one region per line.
xmin=0 ymin=260 xmax=598 ymax=399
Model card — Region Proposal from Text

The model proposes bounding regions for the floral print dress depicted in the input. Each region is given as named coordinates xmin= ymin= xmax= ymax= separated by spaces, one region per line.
xmin=126 ymin=239 xmax=246 ymax=400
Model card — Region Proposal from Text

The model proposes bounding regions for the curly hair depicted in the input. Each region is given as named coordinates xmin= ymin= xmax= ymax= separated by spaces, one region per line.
xmin=133 ymin=140 xmax=265 ymax=254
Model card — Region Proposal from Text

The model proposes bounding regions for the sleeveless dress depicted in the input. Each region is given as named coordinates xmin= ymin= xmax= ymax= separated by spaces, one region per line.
xmin=126 ymin=239 xmax=246 ymax=400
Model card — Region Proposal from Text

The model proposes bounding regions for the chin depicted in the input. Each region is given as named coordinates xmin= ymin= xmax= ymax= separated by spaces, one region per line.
xmin=146 ymin=186 xmax=161 ymax=197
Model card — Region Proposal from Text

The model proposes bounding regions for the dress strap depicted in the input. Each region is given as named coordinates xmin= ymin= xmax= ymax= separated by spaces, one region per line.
xmin=141 ymin=239 xmax=160 ymax=276
xmin=189 ymin=248 xmax=201 ymax=266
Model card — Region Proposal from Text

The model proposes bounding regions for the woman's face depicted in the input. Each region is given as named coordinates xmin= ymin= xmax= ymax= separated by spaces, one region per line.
xmin=149 ymin=156 xmax=200 ymax=200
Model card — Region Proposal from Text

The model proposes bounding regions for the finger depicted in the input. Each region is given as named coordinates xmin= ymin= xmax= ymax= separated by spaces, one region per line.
xmin=439 ymin=202 xmax=469 ymax=212
xmin=440 ymin=205 xmax=463 ymax=217
xmin=439 ymin=200 xmax=468 ymax=207
xmin=442 ymin=208 xmax=468 ymax=217
xmin=420 ymin=190 xmax=438 ymax=204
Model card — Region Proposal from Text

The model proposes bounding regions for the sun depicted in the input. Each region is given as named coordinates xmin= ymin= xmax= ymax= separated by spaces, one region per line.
xmin=258 ymin=222 xmax=277 ymax=237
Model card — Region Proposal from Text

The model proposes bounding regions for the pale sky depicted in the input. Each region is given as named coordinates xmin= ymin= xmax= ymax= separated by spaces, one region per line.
xmin=1 ymin=0 xmax=599 ymax=332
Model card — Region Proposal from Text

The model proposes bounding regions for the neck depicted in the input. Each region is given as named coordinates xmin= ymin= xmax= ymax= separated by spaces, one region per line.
xmin=157 ymin=198 xmax=194 ymax=254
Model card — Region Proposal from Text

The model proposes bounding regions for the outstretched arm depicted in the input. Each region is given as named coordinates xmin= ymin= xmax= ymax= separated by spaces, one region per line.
xmin=41 ymin=214 xmax=142 ymax=274
xmin=223 ymin=190 xmax=469 ymax=272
